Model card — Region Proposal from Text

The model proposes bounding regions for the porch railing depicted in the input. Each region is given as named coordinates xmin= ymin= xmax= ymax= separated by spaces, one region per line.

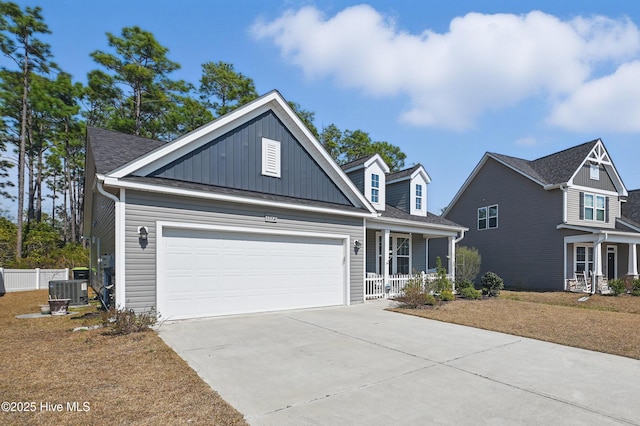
xmin=365 ymin=272 xmax=447 ymax=300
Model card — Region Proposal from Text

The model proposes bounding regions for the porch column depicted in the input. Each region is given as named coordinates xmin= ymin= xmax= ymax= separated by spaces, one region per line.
xmin=425 ymin=237 xmax=429 ymax=271
xmin=629 ymin=243 xmax=639 ymax=277
xmin=383 ymin=229 xmax=390 ymax=292
xmin=448 ymin=236 xmax=455 ymax=291
xmin=592 ymin=240 xmax=603 ymax=294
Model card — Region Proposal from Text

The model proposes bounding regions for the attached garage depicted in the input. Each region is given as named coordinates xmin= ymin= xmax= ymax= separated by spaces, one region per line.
xmin=157 ymin=224 xmax=348 ymax=320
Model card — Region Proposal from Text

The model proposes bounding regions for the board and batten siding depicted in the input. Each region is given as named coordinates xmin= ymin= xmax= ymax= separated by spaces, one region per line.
xmin=439 ymin=157 xmax=567 ymax=290
xmin=150 ymin=110 xmax=351 ymax=206
xmin=123 ymin=190 xmax=365 ymax=312
xmin=565 ymin=187 xmax=620 ymax=229
xmin=573 ymin=164 xmax=617 ymax=192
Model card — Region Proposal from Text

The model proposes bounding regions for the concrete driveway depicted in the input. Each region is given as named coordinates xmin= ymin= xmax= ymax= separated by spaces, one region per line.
xmin=159 ymin=301 xmax=640 ymax=425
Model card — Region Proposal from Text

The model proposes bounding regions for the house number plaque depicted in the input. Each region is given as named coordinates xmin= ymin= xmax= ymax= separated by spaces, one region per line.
xmin=265 ymin=215 xmax=278 ymax=223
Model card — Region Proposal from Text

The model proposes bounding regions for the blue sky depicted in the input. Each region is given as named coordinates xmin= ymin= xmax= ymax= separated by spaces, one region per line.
xmin=3 ymin=0 xmax=640 ymax=215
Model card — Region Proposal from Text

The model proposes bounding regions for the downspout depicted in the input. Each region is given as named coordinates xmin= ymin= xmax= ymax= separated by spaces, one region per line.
xmin=592 ymin=233 xmax=608 ymax=295
xmin=95 ymin=178 xmax=123 ymax=307
xmin=561 ymin=185 xmax=568 ymax=223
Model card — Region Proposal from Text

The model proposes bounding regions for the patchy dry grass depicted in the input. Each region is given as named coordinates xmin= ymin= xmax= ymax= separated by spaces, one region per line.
xmin=391 ymin=291 xmax=640 ymax=360
xmin=0 ymin=290 xmax=247 ymax=426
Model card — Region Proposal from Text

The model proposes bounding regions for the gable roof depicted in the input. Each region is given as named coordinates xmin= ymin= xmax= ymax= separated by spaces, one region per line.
xmin=386 ymin=164 xmax=431 ymax=184
xmin=340 ymin=154 xmax=377 ymax=171
xmin=489 ymin=140 xmax=599 ymax=187
xmin=89 ymin=90 xmax=377 ymax=215
xmin=88 ymin=127 xmax=165 ymax=174
xmin=341 ymin=153 xmax=390 ymax=174
xmin=445 ymin=139 xmax=627 ymax=216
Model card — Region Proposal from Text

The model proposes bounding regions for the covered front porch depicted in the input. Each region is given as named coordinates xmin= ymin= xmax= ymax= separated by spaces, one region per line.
xmin=562 ymin=228 xmax=640 ymax=294
xmin=364 ymin=218 xmax=464 ymax=299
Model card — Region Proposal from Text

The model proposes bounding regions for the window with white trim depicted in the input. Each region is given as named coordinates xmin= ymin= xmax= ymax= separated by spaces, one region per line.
xmin=415 ymin=184 xmax=423 ymax=210
xmin=590 ymin=164 xmax=599 ymax=180
xmin=575 ymin=245 xmax=594 ymax=274
xmin=478 ymin=204 xmax=498 ymax=230
xmin=371 ymin=174 xmax=379 ymax=203
xmin=583 ymin=193 xmax=605 ymax=222
xmin=261 ymin=138 xmax=281 ymax=178
xmin=396 ymin=237 xmax=410 ymax=274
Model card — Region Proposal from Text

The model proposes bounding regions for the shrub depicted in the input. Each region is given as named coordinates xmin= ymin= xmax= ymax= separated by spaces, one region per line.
xmin=439 ymin=289 xmax=455 ymax=301
xmin=456 ymin=279 xmax=474 ymax=290
xmin=397 ymin=275 xmax=428 ymax=308
xmin=101 ymin=307 xmax=156 ymax=335
xmin=424 ymin=294 xmax=437 ymax=305
xmin=632 ymin=279 xmax=640 ymax=297
xmin=608 ymin=279 xmax=626 ymax=296
xmin=481 ymin=271 xmax=504 ymax=297
xmin=428 ymin=256 xmax=453 ymax=294
xmin=455 ymin=246 xmax=481 ymax=284
xmin=459 ymin=287 xmax=482 ymax=300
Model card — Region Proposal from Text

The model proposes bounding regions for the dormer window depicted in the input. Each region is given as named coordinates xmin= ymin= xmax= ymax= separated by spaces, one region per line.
xmin=371 ymin=174 xmax=380 ymax=203
xmin=415 ymin=184 xmax=423 ymax=210
xmin=590 ymin=164 xmax=599 ymax=180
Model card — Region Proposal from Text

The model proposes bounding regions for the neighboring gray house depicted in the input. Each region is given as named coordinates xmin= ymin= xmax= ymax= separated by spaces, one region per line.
xmin=84 ymin=90 xmax=465 ymax=320
xmin=437 ymin=139 xmax=640 ymax=292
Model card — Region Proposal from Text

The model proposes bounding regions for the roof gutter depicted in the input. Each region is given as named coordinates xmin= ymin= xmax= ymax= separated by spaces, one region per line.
xmin=95 ymin=174 xmax=120 ymax=204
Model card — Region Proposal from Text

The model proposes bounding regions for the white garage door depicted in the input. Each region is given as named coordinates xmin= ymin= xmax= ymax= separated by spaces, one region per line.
xmin=158 ymin=227 xmax=346 ymax=319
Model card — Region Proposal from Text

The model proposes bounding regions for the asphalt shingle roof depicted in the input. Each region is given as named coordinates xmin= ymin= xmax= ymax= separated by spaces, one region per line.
xmin=340 ymin=154 xmax=377 ymax=171
xmin=87 ymin=127 xmax=166 ymax=174
xmin=622 ymin=189 xmax=640 ymax=229
xmin=386 ymin=164 xmax=422 ymax=182
xmin=380 ymin=204 xmax=463 ymax=228
xmin=490 ymin=140 xmax=599 ymax=186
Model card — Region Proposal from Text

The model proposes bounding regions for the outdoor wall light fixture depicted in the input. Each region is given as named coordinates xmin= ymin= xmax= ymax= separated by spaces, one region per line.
xmin=138 ymin=226 xmax=148 ymax=241
xmin=353 ymin=240 xmax=362 ymax=250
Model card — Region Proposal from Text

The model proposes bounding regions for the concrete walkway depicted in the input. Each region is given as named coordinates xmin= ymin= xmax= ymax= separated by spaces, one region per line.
xmin=159 ymin=301 xmax=640 ymax=425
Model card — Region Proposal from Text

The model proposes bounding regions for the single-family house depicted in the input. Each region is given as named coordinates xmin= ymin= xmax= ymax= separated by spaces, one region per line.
xmin=437 ymin=139 xmax=640 ymax=292
xmin=83 ymin=90 xmax=465 ymax=320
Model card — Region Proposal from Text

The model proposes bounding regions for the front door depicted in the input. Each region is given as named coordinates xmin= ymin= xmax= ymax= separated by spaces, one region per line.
xmin=607 ymin=246 xmax=617 ymax=280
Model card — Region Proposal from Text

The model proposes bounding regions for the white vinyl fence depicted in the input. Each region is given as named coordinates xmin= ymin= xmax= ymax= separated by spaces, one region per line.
xmin=0 ymin=268 xmax=69 ymax=293
xmin=365 ymin=272 xmax=449 ymax=300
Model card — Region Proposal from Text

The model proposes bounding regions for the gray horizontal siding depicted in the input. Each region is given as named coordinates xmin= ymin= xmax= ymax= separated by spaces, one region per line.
xmin=566 ymin=187 xmax=619 ymax=229
xmin=573 ymin=164 xmax=616 ymax=191
xmin=124 ymin=190 xmax=364 ymax=312
xmin=365 ymin=228 xmax=377 ymax=273
xmin=442 ymin=157 xmax=566 ymax=290
xmin=386 ymin=181 xmax=409 ymax=212
xmin=412 ymin=234 xmax=427 ymax=273
xmin=150 ymin=111 xmax=351 ymax=205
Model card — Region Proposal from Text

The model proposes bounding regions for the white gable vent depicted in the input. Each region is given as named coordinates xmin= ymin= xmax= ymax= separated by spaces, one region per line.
xmin=262 ymin=138 xmax=281 ymax=178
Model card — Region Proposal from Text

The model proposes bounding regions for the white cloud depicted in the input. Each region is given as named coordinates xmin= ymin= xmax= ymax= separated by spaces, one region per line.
xmin=548 ymin=61 xmax=640 ymax=132
xmin=252 ymin=6 xmax=640 ymax=131
xmin=515 ymin=137 xmax=537 ymax=147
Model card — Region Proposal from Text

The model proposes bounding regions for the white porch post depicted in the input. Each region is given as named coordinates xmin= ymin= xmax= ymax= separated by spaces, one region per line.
xmin=563 ymin=239 xmax=568 ymax=291
xmin=448 ymin=236 xmax=455 ymax=291
xmin=629 ymin=243 xmax=638 ymax=277
xmin=593 ymin=240 xmax=603 ymax=294
xmin=383 ymin=229 xmax=390 ymax=296
xmin=425 ymin=237 xmax=429 ymax=271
